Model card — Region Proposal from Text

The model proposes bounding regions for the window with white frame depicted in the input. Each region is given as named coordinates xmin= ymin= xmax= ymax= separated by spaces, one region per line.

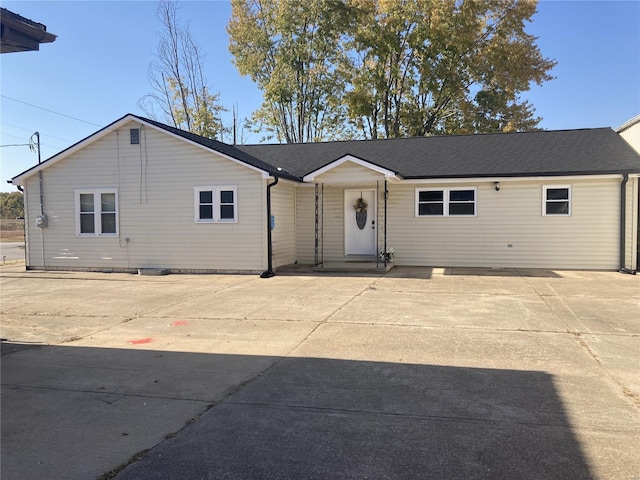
xmin=416 ymin=187 xmax=476 ymax=217
xmin=543 ymin=185 xmax=571 ymax=216
xmin=75 ymin=189 xmax=118 ymax=236
xmin=195 ymin=186 xmax=237 ymax=223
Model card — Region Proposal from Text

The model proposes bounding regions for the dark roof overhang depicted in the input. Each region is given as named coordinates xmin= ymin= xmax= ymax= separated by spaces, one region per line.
xmin=1 ymin=8 xmax=57 ymax=54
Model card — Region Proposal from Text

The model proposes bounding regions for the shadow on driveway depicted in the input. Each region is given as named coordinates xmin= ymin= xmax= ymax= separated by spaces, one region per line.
xmin=1 ymin=342 xmax=593 ymax=480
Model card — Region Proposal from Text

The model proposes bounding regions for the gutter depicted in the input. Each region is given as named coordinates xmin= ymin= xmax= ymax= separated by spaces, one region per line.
xmin=260 ymin=176 xmax=279 ymax=278
xmin=619 ymin=173 xmax=636 ymax=274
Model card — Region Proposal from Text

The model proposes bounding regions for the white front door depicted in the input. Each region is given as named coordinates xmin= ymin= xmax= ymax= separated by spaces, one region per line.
xmin=344 ymin=189 xmax=377 ymax=256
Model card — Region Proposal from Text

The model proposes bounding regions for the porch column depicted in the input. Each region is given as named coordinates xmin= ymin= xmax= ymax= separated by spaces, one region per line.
xmin=314 ymin=184 xmax=323 ymax=266
xmin=315 ymin=183 xmax=319 ymax=266
xmin=384 ymin=179 xmax=388 ymax=267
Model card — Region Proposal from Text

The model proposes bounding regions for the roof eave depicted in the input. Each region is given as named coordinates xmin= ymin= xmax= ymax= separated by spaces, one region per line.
xmin=401 ymin=171 xmax=640 ymax=182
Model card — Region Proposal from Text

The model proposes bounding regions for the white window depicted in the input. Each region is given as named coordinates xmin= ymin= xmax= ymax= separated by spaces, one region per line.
xmin=75 ymin=189 xmax=118 ymax=236
xmin=543 ymin=186 xmax=571 ymax=216
xmin=416 ymin=188 xmax=477 ymax=217
xmin=194 ymin=186 xmax=237 ymax=223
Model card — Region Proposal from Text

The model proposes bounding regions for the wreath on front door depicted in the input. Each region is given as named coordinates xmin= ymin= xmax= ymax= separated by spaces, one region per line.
xmin=354 ymin=197 xmax=368 ymax=230
xmin=353 ymin=197 xmax=368 ymax=213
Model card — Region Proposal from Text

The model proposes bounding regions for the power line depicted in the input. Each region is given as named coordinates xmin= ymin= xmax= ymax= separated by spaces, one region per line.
xmin=0 ymin=95 xmax=103 ymax=128
xmin=1 ymin=121 xmax=36 ymax=132
xmin=1 ymin=132 xmax=29 ymax=141
xmin=0 ymin=131 xmax=62 ymax=149
xmin=0 ymin=143 xmax=30 ymax=147
xmin=1 ymin=121 xmax=75 ymax=143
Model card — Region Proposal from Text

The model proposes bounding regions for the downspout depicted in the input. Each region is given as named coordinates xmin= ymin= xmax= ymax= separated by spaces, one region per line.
xmin=619 ymin=173 xmax=636 ymax=274
xmin=260 ymin=175 xmax=279 ymax=278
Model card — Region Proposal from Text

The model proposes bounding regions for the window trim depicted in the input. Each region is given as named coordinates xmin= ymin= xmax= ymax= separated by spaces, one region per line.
xmin=542 ymin=185 xmax=572 ymax=216
xmin=194 ymin=186 xmax=238 ymax=223
xmin=75 ymin=188 xmax=119 ymax=237
xmin=415 ymin=187 xmax=477 ymax=217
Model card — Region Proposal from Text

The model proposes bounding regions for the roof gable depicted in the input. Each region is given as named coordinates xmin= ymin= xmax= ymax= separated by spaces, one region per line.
xmin=303 ymin=155 xmax=399 ymax=183
xmin=10 ymin=114 xmax=298 ymax=186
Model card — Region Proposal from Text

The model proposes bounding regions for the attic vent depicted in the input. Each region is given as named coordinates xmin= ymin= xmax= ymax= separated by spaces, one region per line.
xmin=130 ymin=128 xmax=140 ymax=145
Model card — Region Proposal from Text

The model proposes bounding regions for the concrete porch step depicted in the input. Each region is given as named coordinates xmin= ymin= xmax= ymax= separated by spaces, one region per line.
xmin=313 ymin=261 xmax=394 ymax=273
xmin=276 ymin=261 xmax=394 ymax=275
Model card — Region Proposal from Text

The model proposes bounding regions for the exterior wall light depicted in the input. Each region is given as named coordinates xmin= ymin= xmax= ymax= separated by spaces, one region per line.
xmin=494 ymin=181 xmax=500 ymax=191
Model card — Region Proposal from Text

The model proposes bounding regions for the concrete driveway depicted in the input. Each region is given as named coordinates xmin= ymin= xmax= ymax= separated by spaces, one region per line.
xmin=1 ymin=263 xmax=638 ymax=479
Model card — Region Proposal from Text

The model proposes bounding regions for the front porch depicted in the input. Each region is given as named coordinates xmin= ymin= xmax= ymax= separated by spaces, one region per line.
xmin=283 ymin=157 xmax=399 ymax=275
xmin=303 ymin=179 xmax=393 ymax=270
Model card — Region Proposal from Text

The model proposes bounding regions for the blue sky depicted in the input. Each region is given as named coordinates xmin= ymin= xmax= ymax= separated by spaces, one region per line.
xmin=1 ymin=0 xmax=639 ymax=192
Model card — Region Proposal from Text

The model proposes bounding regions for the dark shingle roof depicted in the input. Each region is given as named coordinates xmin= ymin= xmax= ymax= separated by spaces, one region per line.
xmin=132 ymin=115 xmax=300 ymax=181
xmin=236 ymin=127 xmax=640 ymax=179
xmin=12 ymin=114 xmax=639 ymax=187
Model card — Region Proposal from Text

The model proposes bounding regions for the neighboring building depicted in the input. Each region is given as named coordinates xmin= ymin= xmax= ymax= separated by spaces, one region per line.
xmin=617 ymin=114 xmax=640 ymax=154
xmin=0 ymin=8 xmax=56 ymax=53
xmin=617 ymin=114 xmax=640 ymax=269
xmin=9 ymin=114 xmax=640 ymax=274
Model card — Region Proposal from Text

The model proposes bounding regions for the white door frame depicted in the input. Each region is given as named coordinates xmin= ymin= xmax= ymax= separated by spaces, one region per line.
xmin=344 ymin=189 xmax=377 ymax=256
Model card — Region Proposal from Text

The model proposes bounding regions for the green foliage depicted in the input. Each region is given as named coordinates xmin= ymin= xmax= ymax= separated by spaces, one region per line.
xmin=0 ymin=192 xmax=24 ymax=219
xmin=342 ymin=0 xmax=556 ymax=137
xmin=228 ymin=0 xmax=556 ymax=140
xmin=228 ymin=0 xmax=353 ymax=142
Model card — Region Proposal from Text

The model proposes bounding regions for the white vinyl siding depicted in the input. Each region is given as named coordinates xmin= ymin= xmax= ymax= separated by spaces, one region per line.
xmin=322 ymin=186 xmax=349 ymax=261
xmin=271 ymin=182 xmax=296 ymax=268
xmin=624 ymin=176 xmax=638 ymax=270
xmin=295 ymin=187 xmax=316 ymax=264
xmin=20 ymin=117 xmax=637 ymax=273
xmin=23 ymin=121 xmax=265 ymax=272
xmin=310 ymin=161 xmax=387 ymax=185
xmin=617 ymin=119 xmax=640 ymax=268
xmin=385 ymin=179 xmax=622 ymax=270
xmin=618 ymin=119 xmax=640 ymax=154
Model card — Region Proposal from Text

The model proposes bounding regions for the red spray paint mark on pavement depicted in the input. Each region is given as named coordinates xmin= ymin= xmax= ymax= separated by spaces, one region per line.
xmin=129 ymin=337 xmax=153 ymax=345
xmin=171 ymin=321 xmax=188 ymax=327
